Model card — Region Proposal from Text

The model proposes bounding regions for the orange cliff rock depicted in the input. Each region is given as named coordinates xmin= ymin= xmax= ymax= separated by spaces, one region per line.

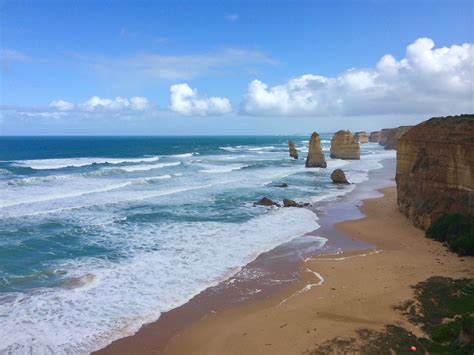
xmin=396 ymin=115 xmax=474 ymax=229
xmin=330 ymin=130 xmax=360 ymax=160
xmin=305 ymin=132 xmax=327 ymax=168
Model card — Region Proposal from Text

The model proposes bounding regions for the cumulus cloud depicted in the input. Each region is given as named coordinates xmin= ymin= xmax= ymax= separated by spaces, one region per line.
xmin=49 ymin=100 xmax=75 ymax=111
xmin=48 ymin=96 xmax=150 ymax=112
xmin=242 ymin=37 xmax=473 ymax=116
xmin=170 ymin=83 xmax=232 ymax=116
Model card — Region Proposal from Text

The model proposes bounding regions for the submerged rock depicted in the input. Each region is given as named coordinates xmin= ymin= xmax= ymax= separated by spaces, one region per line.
xmin=330 ymin=130 xmax=360 ymax=160
xmin=253 ymin=197 xmax=281 ymax=207
xmin=283 ymin=199 xmax=310 ymax=208
xmin=274 ymin=183 xmax=289 ymax=188
xmin=330 ymin=169 xmax=349 ymax=184
xmin=353 ymin=131 xmax=369 ymax=143
xmin=396 ymin=114 xmax=474 ymax=229
xmin=305 ymin=132 xmax=327 ymax=168
xmin=369 ymin=131 xmax=380 ymax=142
xmin=288 ymin=140 xmax=298 ymax=159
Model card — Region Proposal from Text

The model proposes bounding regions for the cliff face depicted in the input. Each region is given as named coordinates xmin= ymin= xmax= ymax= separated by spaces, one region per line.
xmin=353 ymin=131 xmax=369 ymax=144
xmin=288 ymin=140 xmax=298 ymax=159
xmin=369 ymin=131 xmax=380 ymax=142
xmin=330 ymin=130 xmax=360 ymax=160
xmin=379 ymin=126 xmax=413 ymax=150
xmin=305 ymin=132 xmax=327 ymax=168
xmin=396 ymin=115 xmax=474 ymax=229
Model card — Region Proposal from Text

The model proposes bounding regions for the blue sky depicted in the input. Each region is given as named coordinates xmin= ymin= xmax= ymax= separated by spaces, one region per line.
xmin=1 ymin=0 xmax=473 ymax=135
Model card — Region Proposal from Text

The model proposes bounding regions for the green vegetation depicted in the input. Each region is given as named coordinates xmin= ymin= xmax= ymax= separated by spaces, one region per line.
xmin=310 ymin=277 xmax=474 ymax=354
xmin=426 ymin=214 xmax=474 ymax=256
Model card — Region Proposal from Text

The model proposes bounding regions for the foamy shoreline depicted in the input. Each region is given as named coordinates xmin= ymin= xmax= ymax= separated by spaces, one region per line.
xmin=95 ymin=158 xmax=398 ymax=354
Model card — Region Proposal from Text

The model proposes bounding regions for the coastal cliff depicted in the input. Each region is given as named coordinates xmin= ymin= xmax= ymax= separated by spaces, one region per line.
xmin=379 ymin=126 xmax=413 ymax=150
xmin=353 ymin=131 xmax=369 ymax=143
xmin=305 ymin=132 xmax=327 ymax=168
xmin=330 ymin=130 xmax=360 ymax=159
xmin=396 ymin=115 xmax=474 ymax=230
xmin=369 ymin=131 xmax=380 ymax=142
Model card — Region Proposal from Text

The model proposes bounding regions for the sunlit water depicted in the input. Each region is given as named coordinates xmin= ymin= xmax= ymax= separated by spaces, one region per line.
xmin=0 ymin=135 xmax=395 ymax=354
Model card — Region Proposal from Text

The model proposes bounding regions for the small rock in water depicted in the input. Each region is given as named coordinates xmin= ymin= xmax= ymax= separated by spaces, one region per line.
xmin=274 ymin=183 xmax=289 ymax=188
xmin=330 ymin=169 xmax=349 ymax=184
xmin=283 ymin=199 xmax=310 ymax=208
xmin=254 ymin=197 xmax=281 ymax=207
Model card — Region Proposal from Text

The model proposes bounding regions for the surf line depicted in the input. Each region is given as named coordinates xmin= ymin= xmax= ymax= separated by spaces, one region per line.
xmin=304 ymin=249 xmax=383 ymax=262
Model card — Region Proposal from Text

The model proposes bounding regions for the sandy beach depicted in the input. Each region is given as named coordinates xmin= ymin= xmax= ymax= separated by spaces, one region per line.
xmin=159 ymin=187 xmax=472 ymax=354
xmin=95 ymin=158 xmax=473 ymax=354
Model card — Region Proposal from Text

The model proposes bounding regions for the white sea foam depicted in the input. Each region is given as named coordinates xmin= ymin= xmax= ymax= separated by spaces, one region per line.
xmin=110 ymin=162 xmax=181 ymax=172
xmin=12 ymin=156 xmax=161 ymax=170
xmin=0 ymin=208 xmax=321 ymax=354
xmin=199 ymin=163 xmax=248 ymax=173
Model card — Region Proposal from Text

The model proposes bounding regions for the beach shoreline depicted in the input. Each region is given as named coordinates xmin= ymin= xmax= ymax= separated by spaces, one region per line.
xmin=95 ymin=158 xmax=416 ymax=354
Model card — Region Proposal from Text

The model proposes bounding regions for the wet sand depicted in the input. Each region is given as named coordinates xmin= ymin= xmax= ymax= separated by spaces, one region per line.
xmin=96 ymin=159 xmax=473 ymax=354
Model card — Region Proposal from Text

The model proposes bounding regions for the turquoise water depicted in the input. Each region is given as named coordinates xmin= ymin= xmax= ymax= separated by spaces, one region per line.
xmin=0 ymin=135 xmax=395 ymax=353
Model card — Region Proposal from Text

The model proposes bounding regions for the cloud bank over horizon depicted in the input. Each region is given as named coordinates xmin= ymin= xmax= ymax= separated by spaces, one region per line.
xmin=241 ymin=38 xmax=473 ymax=117
xmin=2 ymin=37 xmax=472 ymax=127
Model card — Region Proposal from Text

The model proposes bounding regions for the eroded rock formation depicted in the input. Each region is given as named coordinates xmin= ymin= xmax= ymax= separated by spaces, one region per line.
xmin=369 ymin=131 xmax=380 ymax=142
xmin=396 ymin=115 xmax=474 ymax=229
xmin=379 ymin=126 xmax=413 ymax=150
xmin=288 ymin=140 xmax=298 ymax=159
xmin=353 ymin=131 xmax=369 ymax=143
xmin=330 ymin=169 xmax=349 ymax=184
xmin=330 ymin=130 xmax=360 ymax=160
xmin=305 ymin=132 xmax=327 ymax=168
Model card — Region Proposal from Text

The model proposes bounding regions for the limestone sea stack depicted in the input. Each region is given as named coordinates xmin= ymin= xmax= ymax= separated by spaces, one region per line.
xmin=330 ymin=169 xmax=349 ymax=184
xmin=379 ymin=126 xmax=413 ymax=150
xmin=305 ymin=132 xmax=327 ymax=168
xmin=330 ymin=130 xmax=360 ymax=160
xmin=353 ymin=131 xmax=369 ymax=143
xmin=396 ymin=115 xmax=474 ymax=229
xmin=288 ymin=140 xmax=298 ymax=159
xmin=369 ymin=131 xmax=380 ymax=142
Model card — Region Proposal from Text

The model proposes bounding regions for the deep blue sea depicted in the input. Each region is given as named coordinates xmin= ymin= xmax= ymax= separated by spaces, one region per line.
xmin=0 ymin=135 xmax=395 ymax=353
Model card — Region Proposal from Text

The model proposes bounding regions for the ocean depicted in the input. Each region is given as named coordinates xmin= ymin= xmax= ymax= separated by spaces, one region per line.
xmin=0 ymin=135 xmax=395 ymax=354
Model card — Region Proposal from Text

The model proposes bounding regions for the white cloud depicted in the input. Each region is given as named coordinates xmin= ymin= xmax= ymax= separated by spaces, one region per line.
xmin=242 ymin=37 xmax=474 ymax=116
xmin=0 ymin=48 xmax=28 ymax=62
xmin=68 ymin=48 xmax=274 ymax=83
xmin=82 ymin=96 xmax=150 ymax=111
xmin=170 ymin=83 xmax=232 ymax=116
xmin=225 ymin=14 xmax=239 ymax=22
xmin=49 ymin=100 xmax=75 ymax=111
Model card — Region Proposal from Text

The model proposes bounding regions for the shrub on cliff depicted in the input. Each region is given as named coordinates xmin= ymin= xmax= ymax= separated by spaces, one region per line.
xmin=426 ymin=214 xmax=474 ymax=256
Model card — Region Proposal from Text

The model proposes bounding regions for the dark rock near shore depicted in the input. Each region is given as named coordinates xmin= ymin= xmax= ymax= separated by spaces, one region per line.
xmin=274 ymin=183 xmax=289 ymax=188
xmin=283 ymin=199 xmax=310 ymax=208
xmin=330 ymin=169 xmax=349 ymax=184
xmin=254 ymin=197 xmax=281 ymax=207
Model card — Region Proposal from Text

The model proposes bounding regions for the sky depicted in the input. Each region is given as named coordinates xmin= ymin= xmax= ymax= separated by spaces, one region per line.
xmin=0 ymin=0 xmax=473 ymax=135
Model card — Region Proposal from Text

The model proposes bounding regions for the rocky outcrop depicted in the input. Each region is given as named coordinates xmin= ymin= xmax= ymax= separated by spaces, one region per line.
xmin=288 ymin=140 xmax=298 ymax=159
xmin=305 ymin=132 xmax=327 ymax=168
xmin=274 ymin=183 xmax=288 ymax=188
xmin=353 ymin=131 xmax=369 ymax=143
xmin=330 ymin=169 xmax=349 ymax=184
xmin=330 ymin=130 xmax=360 ymax=160
xmin=283 ymin=199 xmax=310 ymax=208
xmin=396 ymin=115 xmax=474 ymax=229
xmin=369 ymin=131 xmax=380 ymax=142
xmin=379 ymin=126 xmax=413 ymax=150
xmin=254 ymin=197 xmax=281 ymax=207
